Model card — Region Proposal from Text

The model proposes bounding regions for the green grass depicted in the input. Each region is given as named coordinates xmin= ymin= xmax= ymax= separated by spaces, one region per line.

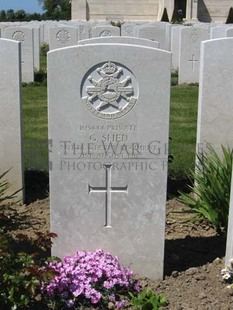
xmin=22 ymin=83 xmax=199 ymax=180
xmin=169 ymin=85 xmax=198 ymax=179
xmin=22 ymin=85 xmax=48 ymax=171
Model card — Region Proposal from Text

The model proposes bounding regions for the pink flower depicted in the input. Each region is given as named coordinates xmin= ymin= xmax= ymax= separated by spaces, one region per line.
xmin=115 ymin=300 xmax=126 ymax=308
xmin=42 ymin=249 xmax=140 ymax=309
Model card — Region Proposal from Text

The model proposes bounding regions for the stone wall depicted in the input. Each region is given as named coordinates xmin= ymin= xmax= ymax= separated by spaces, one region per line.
xmin=198 ymin=0 xmax=232 ymax=22
xmin=72 ymin=0 xmax=161 ymax=21
xmin=71 ymin=0 xmax=233 ymax=22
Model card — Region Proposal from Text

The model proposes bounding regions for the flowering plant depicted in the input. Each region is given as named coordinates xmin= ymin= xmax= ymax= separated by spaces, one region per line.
xmin=42 ymin=249 xmax=141 ymax=309
xmin=221 ymin=258 xmax=233 ymax=288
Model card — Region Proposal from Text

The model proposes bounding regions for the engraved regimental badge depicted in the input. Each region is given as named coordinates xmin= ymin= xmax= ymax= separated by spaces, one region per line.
xmin=56 ymin=29 xmax=71 ymax=43
xmin=12 ymin=31 xmax=25 ymax=43
xmin=82 ymin=61 xmax=138 ymax=119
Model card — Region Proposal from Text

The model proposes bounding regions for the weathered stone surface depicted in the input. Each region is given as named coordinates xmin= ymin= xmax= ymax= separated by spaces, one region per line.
xmin=49 ymin=26 xmax=79 ymax=50
xmin=3 ymin=27 xmax=34 ymax=83
xmin=135 ymin=24 xmax=169 ymax=50
xmin=72 ymin=0 xmax=233 ymax=22
xmin=48 ymin=43 xmax=171 ymax=279
xmin=179 ymin=27 xmax=209 ymax=84
xmin=0 ymin=39 xmax=23 ymax=201
xmin=79 ymin=36 xmax=159 ymax=48
xmin=196 ymin=37 xmax=233 ymax=155
xmin=91 ymin=25 xmax=120 ymax=38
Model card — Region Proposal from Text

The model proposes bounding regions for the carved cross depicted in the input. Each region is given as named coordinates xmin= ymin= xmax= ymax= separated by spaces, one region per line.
xmin=88 ymin=164 xmax=128 ymax=228
xmin=189 ymin=53 xmax=198 ymax=71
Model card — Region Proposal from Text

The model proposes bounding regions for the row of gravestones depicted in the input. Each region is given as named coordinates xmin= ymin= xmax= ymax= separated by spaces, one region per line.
xmin=2 ymin=34 xmax=233 ymax=279
xmin=2 ymin=20 xmax=233 ymax=84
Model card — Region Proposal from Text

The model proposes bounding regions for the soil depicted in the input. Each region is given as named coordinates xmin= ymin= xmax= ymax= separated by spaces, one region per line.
xmin=5 ymin=173 xmax=233 ymax=309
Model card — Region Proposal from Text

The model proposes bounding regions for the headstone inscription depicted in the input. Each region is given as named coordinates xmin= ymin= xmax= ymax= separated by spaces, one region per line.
xmin=48 ymin=43 xmax=171 ymax=279
xmin=0 ymin=39 xmax=24 ymax=201
xmin=196 ymin=38 xmax=233 ymax=156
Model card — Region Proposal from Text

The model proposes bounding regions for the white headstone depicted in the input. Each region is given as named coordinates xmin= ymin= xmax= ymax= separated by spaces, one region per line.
xmin=30 ymin=25 xmax=41 ymax=70
xmin=0 ymin=39 xmax=23 ymax=200
xmin=79 ymin=36 xmax=159 ymax=48
xmin=49 ymin=26 xmax=79 ymax=50
xmin=194 ymin=23 xmax=211 ymax=29
xmin=48 ymin=43 xmax=171 ymax=279
xmin=226 ymin=28 xmax=233 ymax=37
xmin=210 ymin=25 xmax=233 ymax=39
xmin=91 ymin=25 xmax=120 ymax=37
xmin=135 ymin=25 xmax=167 ymax=50
xmin=3 ymin=27 xmax=34 ymax=83
xmin=179 ymin=27 xmax=209 ymax=84
xmin=171 ymin=26 xmax=183 ymax=71
xmin=196 ymin=38 xmax=233 ymax=156
xmin=121 ymin=22 xmax=144 ymax=37
xmin=39 ymin=23 xmax=45 ymax=44
xmin=77 ymin=22 xmax=90 ymax=40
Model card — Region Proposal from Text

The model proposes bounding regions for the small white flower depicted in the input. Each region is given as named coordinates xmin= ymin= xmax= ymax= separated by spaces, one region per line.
xmin=222 ymin=273 xmax=231 ymax=280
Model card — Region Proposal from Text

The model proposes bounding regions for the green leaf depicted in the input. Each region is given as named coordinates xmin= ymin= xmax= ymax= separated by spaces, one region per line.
xmin=178 ymin=144 xmax=233 ymax=233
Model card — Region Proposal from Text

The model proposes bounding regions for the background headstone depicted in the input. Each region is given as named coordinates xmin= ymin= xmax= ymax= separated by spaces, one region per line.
xmin=196 ymin=38 xmax=233 ymax=156
xmin=179 ymin=27 xmax=209 ymax=84
xmin=0 ymin=39 xmax=24 ymax=201
xmin=121 ymin=23 xmax=137 ymax=37
xmin=225 ymin=27 xmax=233 ymax=37
xmin=49 ymin=26 xmax=79 ymax=50
xmin=48 ymin=43 xmax=171 ymax=279
xmin=210 ymin=25 xmax=233 ymax=39
xmin=30 ymin=25 xmax=40 ymax=70
xmin=76 ymin=22 xmax=90 ymax=41
xmin=79 ymin=36 xmax=159 ymax=48
xmin=91 ymin=25 xmax=120 ymax=37
xmin=171 ymin=26 xmax=183 ymax=71
xmin=3 ymin=27 xmax=34 ymax=83
xmin=135 ymin=24 xmax=168 ymax=50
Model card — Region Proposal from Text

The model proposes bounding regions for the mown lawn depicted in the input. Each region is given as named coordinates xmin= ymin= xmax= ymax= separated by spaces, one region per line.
xmin=22 ymin=85 xmax=48 ymax=171
xmin=169 ymin=85 xmax=198 ymax=179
